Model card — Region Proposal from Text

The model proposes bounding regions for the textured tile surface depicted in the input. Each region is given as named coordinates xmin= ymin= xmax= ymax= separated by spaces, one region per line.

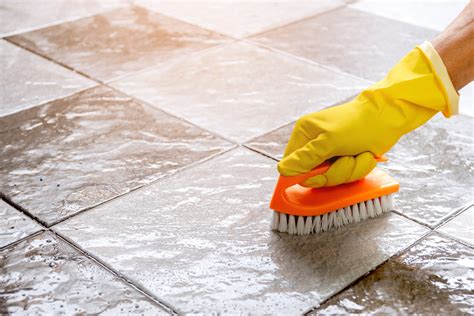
xmin=246 ymin=114 xmax=474 ymax=227
xmin=0 ymin=201 xmax=42 ymax=249
xmin=112 ymin=41 xmax=368 ymax=142
xmin=0 ymin=232 xmax=168 ymax=315
xmin=350 ymin=0 xmax=468 ymax=31
xmin=7 ymin=6 xmax=228 ymax=82
xmin=0 ymin=86 xmax=230 ymax=226
xmin=438 ymin=205 xmax=474 ymax=245
xmin=55 ymin=148 xmax=427 ymax=314
xmin=251 ymin=7 xmax=437 ymax=81
xmin=314 ymin=233 xmax=474 ymax=315
xmin=136 ymin=0 xmax=344 ymax=38
xmin=0 ymin=40 xmax=95 ymax=117
xmin=0 ymin=0 xmax=126 ymax=36
xmin=385 ymin=114 xmax=474 ymax=226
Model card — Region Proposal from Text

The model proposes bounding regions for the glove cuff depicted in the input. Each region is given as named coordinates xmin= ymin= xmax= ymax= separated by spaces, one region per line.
xmin=418 ymin=41 xmax=459 ymax=117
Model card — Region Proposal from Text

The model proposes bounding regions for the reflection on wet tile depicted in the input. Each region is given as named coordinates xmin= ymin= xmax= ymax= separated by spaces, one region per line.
xmin=350 ymin=0 xmax=468 ymax=31
xmin=0 ymin=0 xmax=127 ymax=36
xmin=0 ymin=232 xmax=168 ymax=315
xmin=136 ymin=0 xmax=344 ymax=38
xmin=384 ymin=114 xmax=473 ymax=227
xmin=112 ymin=41 xmax=368 ymax=142
xmin=0 ymin=40 xmax=95 ymax=117
xmin=7 ymin=6 xmax=228 ymax=82
xmin=251 ymin=7 xmax=437 ymax=81
xmin=246 ymin=114 xmax=473 ymax=227
xmin=0 ymin=86 xmax=230 ymax=226
xmin=0 ymin=201 xmax=42 ymax=249
xmin=314 ymin=233 xmax=474 ymax=315
xmin=459 ymin=82 xmax=473 ymax=117
xmin=55 ymin=148 xmax=427 ymax=314
xmin=438 ymin=206 xmax=474 ymax=245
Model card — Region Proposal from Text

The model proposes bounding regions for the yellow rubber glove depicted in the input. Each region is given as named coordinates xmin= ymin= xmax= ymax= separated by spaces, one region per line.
xmin=278 ymin=42 xmax=459 ymax=187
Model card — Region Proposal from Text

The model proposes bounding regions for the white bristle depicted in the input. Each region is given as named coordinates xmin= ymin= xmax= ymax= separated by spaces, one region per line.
xmin=352 ymin=203 xmax=360 ymax=223
xmin=313 ymin=216 xmax=321 ymax=234
xmin=366 ymin=199 xmax=375 ymax=218
xmin=359 ymin=202 xmax=368 ymax=220
xmin=321 ymin=214 xmax=329 ymax=231
xmin=374 ymin=198 xmax=383 ymax=215
xmin=304 ymin=217 xmax=313 ymax=235
xmin=271 ymin=211 xmax=280 ymax=230
xmin=288 ymin=215 xmax=296 ymax=235
xmin=278 ymin=212 xmax=287 ymax=233
xmin=387 ymin=194 xmax=394 ymax=210
xmin=272 ymin=194 xmax=396 ymax=235
xmin=297 ymin=216 xmax=305 ymax=235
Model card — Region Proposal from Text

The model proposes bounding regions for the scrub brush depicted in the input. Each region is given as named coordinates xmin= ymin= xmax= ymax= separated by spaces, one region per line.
xmin=270 ymin=158 xmax=399 ymax=235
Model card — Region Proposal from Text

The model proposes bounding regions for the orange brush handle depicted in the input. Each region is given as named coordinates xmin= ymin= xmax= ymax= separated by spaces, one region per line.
xmin=278 ymin=156 xmax=387 ymax=189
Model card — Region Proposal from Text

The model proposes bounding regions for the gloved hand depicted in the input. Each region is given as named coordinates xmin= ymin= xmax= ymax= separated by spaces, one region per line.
xmin=278 ymin=41 xmax=459 ymax=188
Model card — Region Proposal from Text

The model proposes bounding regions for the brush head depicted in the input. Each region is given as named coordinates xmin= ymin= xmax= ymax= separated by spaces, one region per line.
xmin=269 ymin=163 xmax=399 ymax=235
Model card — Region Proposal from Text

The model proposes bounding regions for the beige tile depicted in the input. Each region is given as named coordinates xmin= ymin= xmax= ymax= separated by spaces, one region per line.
xmin=0 ymin=231 xmax=169 ymax=314
xmin=0 ymin=86 xmax=231 ymax=226
xmin=313 ymin=233 xmax=474 ymax=315
xmin=55 ymin=148 xmax=427 ymax=314
xmin=136 ymin=0 xmax=344 ymax=38
xmin=251 ymin=7 xmax=437 ymax=81
xmin=438 ymin=205 xmax=474 ymax=245
xmin=0 ymin=200 xmax=42 ymax=249
xmin=350 ymin=0 xmax=468 ymax=31
xmin=246 ymin=114 xmax=474 ymax=227
xmin=7 ymin=6 xmax=229 ymax=82
xmin=0 ymin=0 xmax=127 ymax=36
xmin=0 ymin=40 xmax=95 ymax=117
xmin=112 ymin=41 xmax=368 ymax=142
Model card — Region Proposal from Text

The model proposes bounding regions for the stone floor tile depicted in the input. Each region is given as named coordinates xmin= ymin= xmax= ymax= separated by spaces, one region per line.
xmin=313 ymin=233 xmax=474 ymax=315
xmin=246 ymin=114 xmax=473 ymax=227
xmin=438 ymin=205 xmax=474 ymax=245
xmin=0 ymin=231 xmax=169 ymax=315
xmin=0 ymin=85 xmax=231 ymax=226
xmin=251 ymin=7 xmax=437 ymax=81
xmin=0 ymin=40 xmax=95 ymax=117
xmin=55 ymin=148 xmax=427 ymax=314
xmin=111 ymin=41 xmax=368 ymax=143
xmin=0 ymin=200 xmax=42 ymax=249
xmin=136 ymin=0 xmax=344 ymax=38
xmin=246 ymin=122 xmax=293 ymax=160
xmin=7 ymin=6 xmax=229 ymax=82
xmin=350 ymin=0 xmax=468 ymax=31
xmin=0 ymin=0 xmax=127 ymax=37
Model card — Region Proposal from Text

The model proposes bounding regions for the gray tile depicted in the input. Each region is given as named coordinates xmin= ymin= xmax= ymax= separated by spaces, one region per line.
xmin=0 ymin=40 xmax=95 ymax=117
xmin=0 ymin=231 xmax=169 ymax=315
xmin=0 ymin=200 xmax=42 ymax=249
xmin=7 ymin=6 xmax=229 ymax=82
xmin=350 ymin=0 xmax=468 ymax=31
xmin=246 ymin=114 xmax=474 ymax=227
xmin=0 ymin=0 xmax=127 ymax=36
xmin=251 ymin=7 xmax=437 ymax=81
xmin=438 ymin=205 xmax=474 ymax=245
xmin=0 ymin=85 xmax=231 ymax=226
xmin=55 ymin=148 xmax=427 ymax=314
xmin=112 ymin=41 xmax=368 ymax=143
xmin=136 ymin=0 xmax=344 ymax=38
xmin=313 ymin=233 xmax=474 ymax=315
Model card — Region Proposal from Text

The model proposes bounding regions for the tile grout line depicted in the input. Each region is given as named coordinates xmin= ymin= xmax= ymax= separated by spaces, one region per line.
xmin=51 ymin=230 xmax=181 ymax=315
xmin=0 ymin=2 xmax=134 ymax=39
xmin=432 ymin=201 xmax=474 ymax=230
xmin=303 ymin=228 xmax=433 ymax=315
xmin=0 ymin=229 xmax=46 ymax=252
xmin=46 ymin=145 xmax=238 ymax=227
xmin=242 ymin=1 xmax=348 ymax=40
xmin=434 ymin=230 xmax=474 ymax=250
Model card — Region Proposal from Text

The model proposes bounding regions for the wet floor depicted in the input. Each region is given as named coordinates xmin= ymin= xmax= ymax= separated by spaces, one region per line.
xmin=1 ymin=0 xmax=473 ymax=314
